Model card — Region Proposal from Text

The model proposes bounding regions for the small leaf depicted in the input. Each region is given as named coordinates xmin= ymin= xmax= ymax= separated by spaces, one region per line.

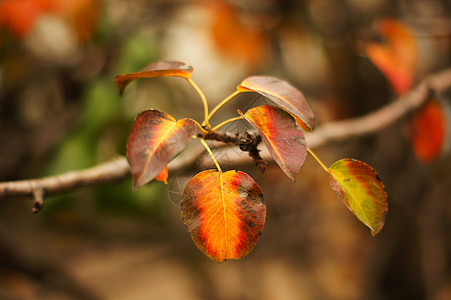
xmin=181 ymin=170 xmax=266 ymax=263
xmin=366 ymin=19 xmax=418 ymax=95
xmin=238 ymin=105 xmax=307 ymax=181
xmin=409 ymin=99 xmax=447 ymax=162
xmin=155 ymin=165 xmax=168 ymax=184
xmin=127 ymin=109 xmax=195 ymax=189
xmin=237 ymin=76 xmax=315 ymax=131
xmin=328 ymin=159 xmax=388 ymax=236
xmin=115 ymin=61 xmax=194 ymax=94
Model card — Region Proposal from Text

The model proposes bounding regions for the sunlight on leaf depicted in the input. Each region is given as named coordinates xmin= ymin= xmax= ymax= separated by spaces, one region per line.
xmin=181 ymin=169 xmax=266 ymax=263
xmin=239 ymin=105 xmax=307 ymax=181
xmin=115 ymin=61 xmax=193 ymax=94
xmin=237 ymin=76 xmax=315 ymax=131
xmin=328 ymin=159 xmax=387 ymax=236
xmin=127 ymin=109 xmax=195 ymax=189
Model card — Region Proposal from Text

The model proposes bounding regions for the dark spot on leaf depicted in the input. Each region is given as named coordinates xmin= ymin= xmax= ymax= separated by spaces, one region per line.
xmin=344 ymin=178 xmax=351 ymax=182
xmin=248 ymin=222 xmax=255 ymax=228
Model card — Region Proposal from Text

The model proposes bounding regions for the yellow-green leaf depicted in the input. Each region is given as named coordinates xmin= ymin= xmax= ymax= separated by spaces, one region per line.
xmin=328 ymin=159 xmax=388 ymax=236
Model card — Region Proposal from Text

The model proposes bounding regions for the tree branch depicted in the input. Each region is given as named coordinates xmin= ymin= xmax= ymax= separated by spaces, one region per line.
xmin=1 ymin=68 xmax=450 ymax=207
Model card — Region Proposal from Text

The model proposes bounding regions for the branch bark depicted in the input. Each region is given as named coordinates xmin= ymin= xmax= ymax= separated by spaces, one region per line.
xmin=1 ymin=68 xmax=450 ymax=206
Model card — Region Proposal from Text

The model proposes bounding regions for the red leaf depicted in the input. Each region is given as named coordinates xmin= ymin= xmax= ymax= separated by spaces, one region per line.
xmin=366 ymin=19 xmax=418 ymax=95
xmin=408 ymin=99 xmax=447 ymax=162
xmin=115 ymin=61 xmax=194 ymax=95
xmin=181 ymin=169 xmax=266 ymax=262
xmin=127 ymin=109 xmax=195 ymax=189
xmin=239 ymin=105 xmax=307 ymax=181
xmin=237 ymin=76 xmax=315 ymax=131
xmin=0 ymin=0 xmax=99 ymax=41
xmin=0 ymin=0 xmax=43 ymax=37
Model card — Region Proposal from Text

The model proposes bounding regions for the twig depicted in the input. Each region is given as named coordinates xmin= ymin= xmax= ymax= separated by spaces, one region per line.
xmin=200 ymin=130 xmax=265 ymax=172
xmin=0 ymin=68 xmax=450 ymax=207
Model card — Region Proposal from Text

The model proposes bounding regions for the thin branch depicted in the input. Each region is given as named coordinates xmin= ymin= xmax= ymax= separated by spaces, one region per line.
xmin=0 ymin=68 xmax=450 ymax=204
xmin=0 ymin=157 xmax=130 ymax=198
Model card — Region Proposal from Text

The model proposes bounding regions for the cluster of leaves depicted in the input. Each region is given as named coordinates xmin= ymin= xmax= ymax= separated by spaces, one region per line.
xmin=116 ymin=61 xmax=388 ymax=263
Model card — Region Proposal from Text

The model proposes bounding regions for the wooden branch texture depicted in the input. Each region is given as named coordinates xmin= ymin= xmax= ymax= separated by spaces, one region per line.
xmin=1 ymin=68 xmax=450 ymax=206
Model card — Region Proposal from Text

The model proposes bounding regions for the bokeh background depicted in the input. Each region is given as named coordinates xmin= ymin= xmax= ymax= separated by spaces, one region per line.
xmin=0 ymin=0 xmax=450 ymax=299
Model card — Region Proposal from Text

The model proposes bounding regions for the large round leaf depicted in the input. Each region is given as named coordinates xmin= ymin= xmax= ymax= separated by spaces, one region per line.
xmin=181 ymin=170 xmax=266 ymax=263
xmin=237 ymin=76 xmax=315 ymax=131
xmin=127 ymin=109 xmax=195 ymax=189
xmin=115 ymin=61 xmax=193 ymax=94
xmin=238 ymin=105 xmax=307 ymax=181
xmin=329 ymin=159 xmax=388 ymax=236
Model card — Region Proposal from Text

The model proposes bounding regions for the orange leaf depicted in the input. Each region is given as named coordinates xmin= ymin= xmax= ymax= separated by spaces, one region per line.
xmin=239 ymin=105 xmax=307 ymax=181
xmin=155 ymin=165 xmax=168 ymax=184
xmin=181 ymin=170 xmax=266 ymax=262
xmin=127 ymin=109 xmax=195 ymax=189
xmin=237 ymin=76 xmax=315 ymax=131
xmin=329 ymin=159 xmax=388 ymax=236
xmin=207 ymin=1 xmax=270 ymax=69
xmin=0 ymin=0 xmax=99 ymax=41
xmin=115 ymin=61 xmax=194 ymax=95
xmin=408 ymin=99 xmax=447 ymax=162
xmin=366 ymin=19 xmax=418 ymax=95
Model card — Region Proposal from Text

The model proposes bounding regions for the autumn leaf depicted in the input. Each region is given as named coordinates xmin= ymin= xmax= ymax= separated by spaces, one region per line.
xmin=409 ymin=99 xmax=447 ymax=162
xmin=0 ymin=0 xmax=99 ymax=41
xmin=366 ymin=18 xmax=418 ymax=95
xmin=127 ymin=109 xmax=195 ymax=189
xmin=328 ymin=159 xmax=388 ymax=236
xmin=181 ymin=169 xmax=266 ymax=263
xmin=155 ymin=165 xmax=168 ymax=184
xmin=115 ymin=61 xmax=194 ymax=95
xmin=239 ymin=105 xmax=307 ymax=181
xmin=207 ymin=1 xmax=271 ymax=69
xmin=365 ymin=20 xmax=447 ymax=162
xmin=0 ymin=0 xmax=46 ymax=37
xmin=237 ymin=76 xmax=315 ymax=131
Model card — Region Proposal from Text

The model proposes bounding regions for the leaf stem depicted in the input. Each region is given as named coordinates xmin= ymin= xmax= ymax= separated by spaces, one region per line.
xmin=200 ymin=139 xmax=222 ymax=173
xmin=192 ymin=120 xmax=209 ymax=135
xmin=307 ymin=148 xmax=329 ymax=173
xmin=210 ymin=116 xmax=244 ymax=133
xmin=187 ymin=78 xmax=210 ymax=128
xmin=204 ymin=90 xmax=240 ymax=126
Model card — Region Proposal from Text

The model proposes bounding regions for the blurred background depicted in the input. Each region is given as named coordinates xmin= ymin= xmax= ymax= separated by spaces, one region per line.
xmin=0 ymin=0 xmax=450 ymax=299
